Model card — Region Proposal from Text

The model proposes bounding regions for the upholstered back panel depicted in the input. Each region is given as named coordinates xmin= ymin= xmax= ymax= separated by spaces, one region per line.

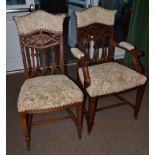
xmin=75 ymin=7 xmax=117 ymax=28
xmin=13 ymin=10 xmax=66 ymax=36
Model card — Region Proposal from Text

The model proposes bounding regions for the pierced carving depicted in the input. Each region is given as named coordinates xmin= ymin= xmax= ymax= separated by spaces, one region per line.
xmin=21 ymin=33 xmax=61 ymax=49
xmin=19 ymin=31 xmax=64 ymax=79
xmin=76 ymin=23 xmax=115 ymax=64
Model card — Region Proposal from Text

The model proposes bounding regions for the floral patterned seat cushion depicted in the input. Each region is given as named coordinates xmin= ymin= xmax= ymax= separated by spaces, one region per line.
xmin=79 ymin=62 xmax=147 ymax=97
xmin=17 ymin=75 xmax=83 ymax=112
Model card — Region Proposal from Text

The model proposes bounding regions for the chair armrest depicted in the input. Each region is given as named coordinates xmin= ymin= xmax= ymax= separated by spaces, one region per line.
xmin=71 ymin=48 xmax=84 ymax=59
xmin=116 ymin=41 xmax=144 ymax=57
xmin=115 ymin=41 xmax=144 ymax=73
xmin=70 ymin=48 xmax=90 ymax=88
xmin=118 ymin=41 xmax=135 ymax=51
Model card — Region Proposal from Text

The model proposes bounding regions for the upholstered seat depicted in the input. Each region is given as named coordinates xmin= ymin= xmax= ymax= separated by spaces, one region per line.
xmin=18 ymin=75 xmax=83 ymax=112
xmin=79 ymin=62 xmax=147 ymax=97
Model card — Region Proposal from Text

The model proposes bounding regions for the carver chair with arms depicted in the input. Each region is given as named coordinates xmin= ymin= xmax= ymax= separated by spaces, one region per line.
xmin=71 ymin=7 xmax=147 ymax=134
xmin=13 ymin=10 xmax=83 ymax=150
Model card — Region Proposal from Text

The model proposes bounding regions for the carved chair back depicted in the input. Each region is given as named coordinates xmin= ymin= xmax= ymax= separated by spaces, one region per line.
xmin=75 ymin=7 xmax=117 ymax=64
xmin=13 ymin=11 xmax=66 ymax=79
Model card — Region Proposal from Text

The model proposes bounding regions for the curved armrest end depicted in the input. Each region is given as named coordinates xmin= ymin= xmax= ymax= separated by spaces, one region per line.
xmin=135 ymin=50 xmax=144 ymax=57
xmin=71 ymin=48 xmax=84 ymax=59
xmin=119 ymin=41 xmax=135 ymax=51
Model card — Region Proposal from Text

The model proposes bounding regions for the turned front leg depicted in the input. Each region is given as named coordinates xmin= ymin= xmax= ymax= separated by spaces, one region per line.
xmin=20 ymin=112 xmax=30 ymax=151
xmin=87 ymin=97 xmax=97 ymax=134
xmin=134 ymin=85 xmax=145 ymax=119
xmin=76 ymin=102 xmax=83 ymax=139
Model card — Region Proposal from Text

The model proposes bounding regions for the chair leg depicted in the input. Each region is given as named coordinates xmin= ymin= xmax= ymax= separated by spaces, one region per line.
xmin=134 ymin=85 xmax=145 ymax=120
xmin=20 ymin=112 xmax=30 ymax=151
xmin=83 ymin=94 xmax=88 ymax=123
xmin=28 ymin=114 xmax=33 ymax=132
xmin=87 ymin=97 xmax=97 ymax=134
xmin=76 ymin=102 xmax=83 ymax=139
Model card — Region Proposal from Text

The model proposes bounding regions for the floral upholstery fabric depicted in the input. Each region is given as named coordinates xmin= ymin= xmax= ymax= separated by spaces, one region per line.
xmin=79 ymin=62 xmax=147 ymax=97
xmin=119 ymin=42 xmax=135 ymax=51
xmin=13 ymin=10 xmax=66 ymax=35
xmin=71 ymin=48 xmax=84 ymax=59
xmin=17 ymin=75 xmax=83 ymax=112
xmin=75 ymin=7 xmax=117 ymax=28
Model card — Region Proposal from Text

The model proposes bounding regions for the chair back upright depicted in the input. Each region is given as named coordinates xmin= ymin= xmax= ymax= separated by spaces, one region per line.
xmin=13 ymin=10 xmax=66 ymax=79
xmin=75 ymin=7 xmax=117 ymax=64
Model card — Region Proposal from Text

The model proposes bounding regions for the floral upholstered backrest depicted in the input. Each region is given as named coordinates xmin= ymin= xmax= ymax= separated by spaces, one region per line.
xmin=75 ymin=6 xmax=117 ymax=28
xmin=75 ymin=7 xmax=117 ymax=63
xmin=13 ymin=10 xmax=66 ymax=36
xmin=13 ymin=11 xmax=66 ymax=79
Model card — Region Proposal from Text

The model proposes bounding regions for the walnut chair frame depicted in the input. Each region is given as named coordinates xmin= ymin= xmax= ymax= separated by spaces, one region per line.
xmin=13 ymin=10 xmax=83 ymax=150
xmin=71 ymin=7 xmax=147 ymax=134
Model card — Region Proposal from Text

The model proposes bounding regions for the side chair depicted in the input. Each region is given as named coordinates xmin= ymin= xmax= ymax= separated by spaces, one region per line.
xmin=13 ymin=10 xmax=83 ymax=150
xmin=70 ymin=7 xmax=147 ymax=134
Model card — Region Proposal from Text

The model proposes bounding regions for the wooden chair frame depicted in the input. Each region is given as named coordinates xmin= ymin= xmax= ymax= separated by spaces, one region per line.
xmin=13 ymin=11 xmax=83 ymax=150
xmin=73 ymin=8 xmax=147 ymax=134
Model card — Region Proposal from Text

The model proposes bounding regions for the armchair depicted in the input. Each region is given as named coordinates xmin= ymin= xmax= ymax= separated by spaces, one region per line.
xmin=71 ymin=7 xmax=147 ymax=134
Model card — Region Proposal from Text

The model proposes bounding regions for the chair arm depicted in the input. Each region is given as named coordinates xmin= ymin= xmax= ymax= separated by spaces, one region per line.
xmin=71 ymin=48 xmax=90 ymax=88
xmin=118 ymin=41 xmax=135 ymax=51
xmin=115 ymin=41 xmax=144 ymax=73
xmin=71 ymin=48 xmax=85 ymax=59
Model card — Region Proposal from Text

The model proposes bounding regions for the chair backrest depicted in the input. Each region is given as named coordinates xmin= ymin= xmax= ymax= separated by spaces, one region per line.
xmin=75 ymin=7 xmax=117 ymax=64
xmin=13 ymin=10 xmax=66 ymax=79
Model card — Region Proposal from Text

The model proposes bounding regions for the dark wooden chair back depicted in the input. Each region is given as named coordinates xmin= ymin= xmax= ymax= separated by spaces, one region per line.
xmin=19 ymin=32 xmax=64 ymax=79
xmin=75 ymin=7 xmax=117 ymax=64
xmin=13 ymin=10 xmax=66 ymax=79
